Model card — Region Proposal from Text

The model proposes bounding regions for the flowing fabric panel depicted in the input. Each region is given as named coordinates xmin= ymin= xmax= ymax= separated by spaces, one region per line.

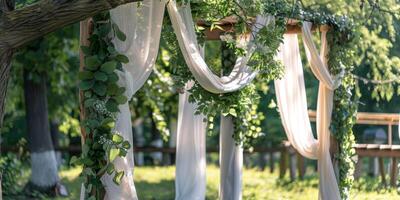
xmin=95 ymin=1 xmax=166 ymax=199
xmin=110 ymin=0 xmax=165 ymax=94
xmin=167 ymin=0 xmax=272 ymax=93
xmin=219 ymin=116 xmax=243 ymax=200
xmin=274 ymin=33 xmax=341 ymax=200
xmin=175 ymin=81 xmax=207 ymax=200
xmin=101 ymin=70 xmax=137 ymax=200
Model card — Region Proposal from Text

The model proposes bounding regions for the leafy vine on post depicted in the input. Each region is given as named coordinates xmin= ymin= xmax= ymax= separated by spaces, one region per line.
xmin=72 ymin=11 xmax=131 ymax=200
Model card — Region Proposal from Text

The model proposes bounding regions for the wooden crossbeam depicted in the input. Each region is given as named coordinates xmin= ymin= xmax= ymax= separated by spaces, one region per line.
xmin=197 ymin=18 xmax=329 ymax=40
xmin=308 ymin=110 xmax=400 ymax=125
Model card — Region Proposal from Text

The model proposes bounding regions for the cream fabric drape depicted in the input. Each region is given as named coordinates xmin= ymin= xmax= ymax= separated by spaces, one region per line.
xmin=110 ymin=0 xmax=165 ymax=94
xmin=220 ymin=116 xmax=243 ymax=200
xmin=168 ymin=2 xmax=268 ymax=199
xmin=101 ymin=70 xmax=137 ymax=200
xmin=274 ymin=24 xmax=341 ymax=200
xmin=95 ymin=1 xmax=166 ymax=199
xmin=175 ymin=81 xmax=207 ymax=200
xmin=167 ymin=0 xmax=272 ymax=94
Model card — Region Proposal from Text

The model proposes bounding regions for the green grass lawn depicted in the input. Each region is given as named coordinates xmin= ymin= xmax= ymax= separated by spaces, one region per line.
xmin=5 ymin=165 xmax=400 ymax=200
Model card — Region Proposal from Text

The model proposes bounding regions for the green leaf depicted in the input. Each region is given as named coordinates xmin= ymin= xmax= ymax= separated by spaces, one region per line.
xmin=122 ymin=141 xmax=131 ymax=149
xmin=113 ymin=171 xmax=124 ymax=185
xmin=70 ymin=156 xmax=81 ymax=165
xmin=106 ymin=164 xmax=115 ymax=175
xmin=107 ymin=83 xmax=119 ymax=95
xmin=100 ymin=61 xmax=117 ymax=74
xmin=82 ymin=157 xmax=94 ymax=166
xmin=112 ymin=134 xmax=124 ymax=144
xmin=229 ymin=108 xmax=237 ymax=117
xmin=78 ymin=71 xmax=94 ymax=80
xmin=85 ymin=56 xmax=101 ymax=70
xmin=119 ymin=149 xmax=127 ymax=157
xmin=79 ymin=80 xmax=95 ymax=91
xmin=114 ymin=95 xmax=128 ymax=104
xmin=94 ymin=71 xmax=108 ymax=82
xmin=84 ymin=98 xmax=96 ymax=108
xmin=93 ymin=82 xmax=107 ymax=96
xmin=113 ymin=24 xmax=126 ymax=41
xmin=109 ymin=148 xmax=120 ymax=162
xmin=108 ymin=73 xmax=119 ymax=82
xmin=106 ymin=99 xmax=119 ymax=112
xmin=101 ymin=118 xmax=115 ymax=129
xmin=116 ymin=54 xmax=129 ymax=63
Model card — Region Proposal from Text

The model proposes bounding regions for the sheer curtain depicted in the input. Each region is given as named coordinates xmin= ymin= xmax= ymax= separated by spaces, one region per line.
xmin=175 ymin=81 xmax=207 ymax=200
xmin=97 ymin=0 xmax=166 ymax=199
xmin=167 ymin=0 xmax=272 ymax=93
xmin=274 ymin=24 xmax=341 ymax=200
xmin=167 ymin=2 xmax=272 ymax=199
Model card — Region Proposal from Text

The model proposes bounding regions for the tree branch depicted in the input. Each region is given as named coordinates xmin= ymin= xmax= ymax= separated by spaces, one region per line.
xmin=0 ymin=0 xmax=141 ymax=50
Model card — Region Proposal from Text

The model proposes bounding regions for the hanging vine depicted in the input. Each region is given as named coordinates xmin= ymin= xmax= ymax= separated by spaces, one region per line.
xmin=166 ymin=1 xmax=285 ymax=148
xmin=72 ymin=12 xmax=131 ymax=199
xmin=263 ymin=1 xmax=358 ymax=199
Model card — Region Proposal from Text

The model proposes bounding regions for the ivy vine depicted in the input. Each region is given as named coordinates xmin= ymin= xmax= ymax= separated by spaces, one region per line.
xmin=71 ymin=11 xmax=131 ymax=200
xmin=263 ymin=1 xmax=358 ymax=199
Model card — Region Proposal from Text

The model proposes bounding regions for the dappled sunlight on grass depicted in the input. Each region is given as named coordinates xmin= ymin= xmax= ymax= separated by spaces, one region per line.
xmin=6 ymin=165 xmax=400 ymax=199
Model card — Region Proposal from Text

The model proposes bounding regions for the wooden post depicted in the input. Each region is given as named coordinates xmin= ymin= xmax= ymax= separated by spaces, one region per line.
xmin=269 ymin=151 xmax=275 ymax=173
xmin=297 ymin=153 xmax=306 ymax=180
xmin=79 ymin=19 xmax=92 ymax=142
xmin=288 ymin=147 xmax=297 ymax=181
xmin=378 ymin=157 xmax=387 ymax=187
xmin=279 ymin=147 xmax=288 ymax=178
xmin=390 ymin=158 xmax=398 ymax=187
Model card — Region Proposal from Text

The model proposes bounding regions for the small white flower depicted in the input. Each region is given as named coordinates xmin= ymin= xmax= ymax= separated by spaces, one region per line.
xmin=220 ymin=34 xmax=234 ymax=43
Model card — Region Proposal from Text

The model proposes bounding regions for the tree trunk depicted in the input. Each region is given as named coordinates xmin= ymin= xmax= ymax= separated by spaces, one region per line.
xmin=0 ymin=0 xmax=15 ymax=197
xmin=0 ymin=0 xmax=142 ymax=50
xmin=23 ymin=69 xmax=60 ymax=191
xmin=50 ymin=121 xmax=62 ymax=167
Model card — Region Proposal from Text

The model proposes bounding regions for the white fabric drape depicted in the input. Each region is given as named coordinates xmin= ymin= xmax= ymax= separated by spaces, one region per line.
xmin=274 ymin=24 xmax=341 ymax=200
xmin=167 ymin=2 xmax=269 ymax=199
xmin=167 ymin=0 xmax=272 ymax=94
xmin=101 ymin=70 xmax=137 ymax=200
xmin=110 ymin=0 xmax=165 ymax=94
xmin=96 ymin=1 xmax=166 ymax=199
xmin=219 ymin=116 xmax=243 ymax=200
xmin=175 ymin=81 xmax=207 ymax=200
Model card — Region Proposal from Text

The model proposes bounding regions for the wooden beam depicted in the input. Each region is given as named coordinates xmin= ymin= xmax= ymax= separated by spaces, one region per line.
xmin=308 ymin=110 xmax=400 ymax=125
xmin=0 ymin=0 xmax=142 ymax=50
xmin=197 ymin=18 xmax=328 ymax=40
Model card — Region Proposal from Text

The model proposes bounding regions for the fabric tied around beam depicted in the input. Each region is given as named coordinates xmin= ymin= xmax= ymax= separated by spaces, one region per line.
xmin=274 ymin=23 xmax=341 ymax=200
xmin=167 ymin=0 xmax=273 ymax=94
xmin=167 ymin=1 xmax=270 ymax=199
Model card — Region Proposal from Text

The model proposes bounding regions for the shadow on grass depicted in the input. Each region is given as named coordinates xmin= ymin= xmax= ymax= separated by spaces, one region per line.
xmin=275 ymin=175 xmax=319 ymax=191
xmin=136 ymin=179 xmax=219 ymax=200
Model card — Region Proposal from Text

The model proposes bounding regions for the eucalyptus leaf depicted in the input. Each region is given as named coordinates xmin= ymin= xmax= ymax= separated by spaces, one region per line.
xmin=94 ymin=71 xmax=108 ymax=82
xmin=79 ymin=80 xmax=95 ymax=91
xmin=85 ymin=56 xmax=101 ymax=70
xmin=93 ymin=82 xmax=107 ymax=96
xmin=109 ymin=148 xmax=120 ymax=162
xmin=112 ymin=134 xmax=124 ymax=144
xmin=115 ymin=54 xmax=129 ymax=63
xmin=113 ymin=171 xmax=124 ymax=185
xmin=100 ymin=61 xmax=117 ymax=74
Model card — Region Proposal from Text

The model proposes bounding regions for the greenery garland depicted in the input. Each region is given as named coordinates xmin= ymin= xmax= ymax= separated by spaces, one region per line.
xmin=72 ymin=12 xmax=131 ymax=199
xmin=167 ymin=2 xmax=286 ymax=148
xmin=263 ymin=1 xmax=358 ymax=199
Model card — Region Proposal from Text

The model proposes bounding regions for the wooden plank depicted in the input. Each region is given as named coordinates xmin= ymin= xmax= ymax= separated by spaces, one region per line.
xmin=308 ymin=110 xmax=400 ymax=125
xmin=198 ymin=19 xmax=328 ymax=40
